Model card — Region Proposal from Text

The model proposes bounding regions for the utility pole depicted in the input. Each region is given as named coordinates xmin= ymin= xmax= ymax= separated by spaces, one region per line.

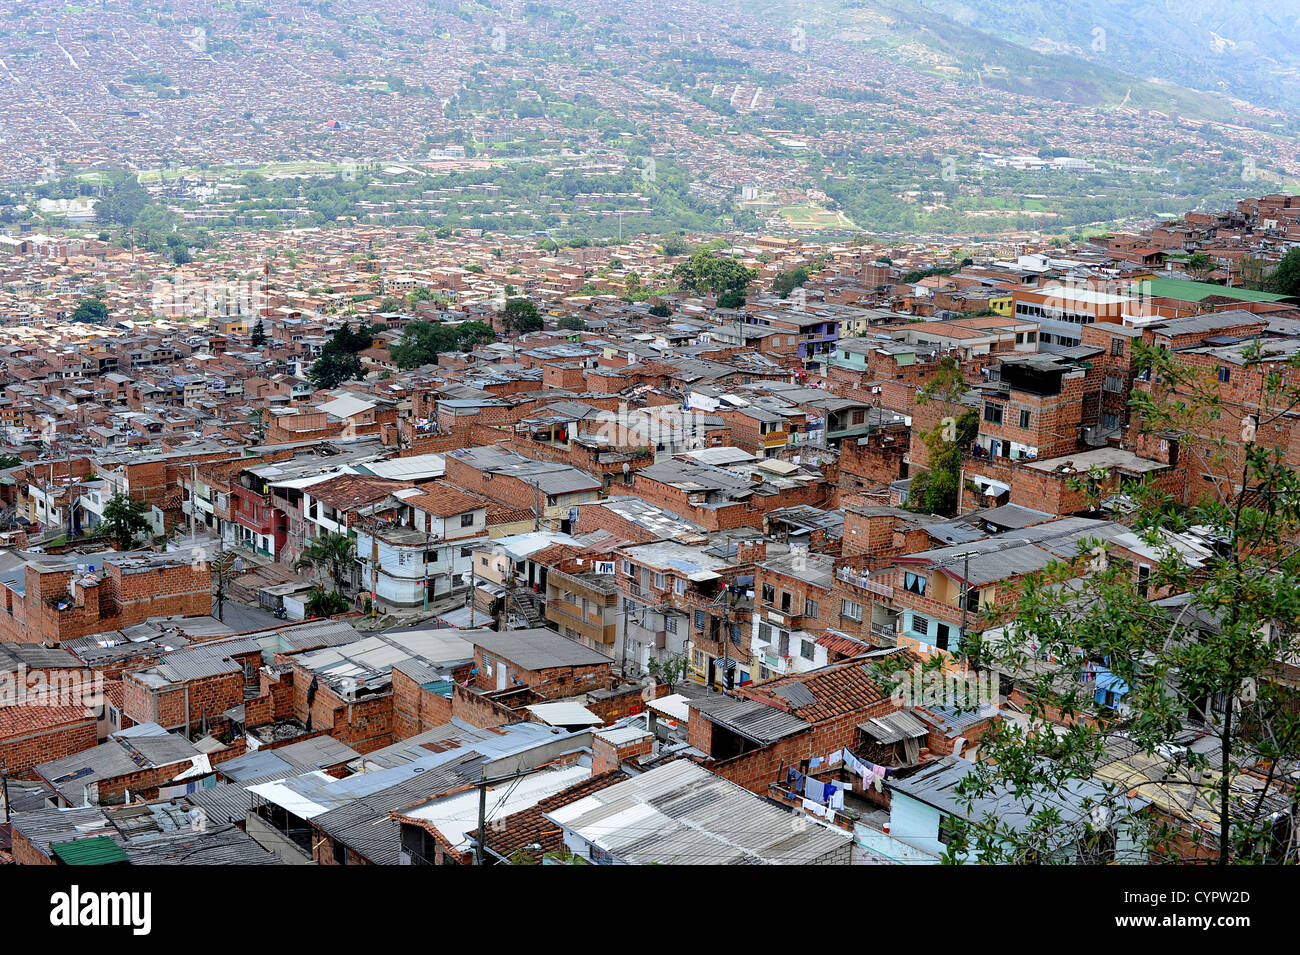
xmin=475 ymin=777 xmax=488 ymax=865
xmin=1 ymin=757 xmax=10 ymax=824
xmin=468 ymin=555 xmax=477 ymax=628
xmin=370 ymin=519 xmax=380 ymax=619
xmin=423 ymin=528 xmax=431 ymax=612
xmin=722 ymin=597 xmax=732 ymax=696
xmin=959 ymin=549 xmax=971 ymax=642
xmin=620 ymin=597 xmax=630 ymax=677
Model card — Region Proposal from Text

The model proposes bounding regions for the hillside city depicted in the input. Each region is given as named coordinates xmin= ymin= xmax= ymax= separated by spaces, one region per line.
xmin=0 ymin=1 xmax=1298 ymax=882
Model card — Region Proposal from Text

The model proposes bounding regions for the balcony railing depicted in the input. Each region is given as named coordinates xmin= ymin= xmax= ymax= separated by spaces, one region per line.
xmin=836 ymin=567 xmax=894 ymax=599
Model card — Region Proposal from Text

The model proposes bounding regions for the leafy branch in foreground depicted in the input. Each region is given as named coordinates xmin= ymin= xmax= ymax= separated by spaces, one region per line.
xmin=957 ymin=337 xmax=1300 ymax=864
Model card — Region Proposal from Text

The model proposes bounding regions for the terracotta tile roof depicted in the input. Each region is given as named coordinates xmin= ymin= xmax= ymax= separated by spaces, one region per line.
xmin=527 ymin=543 xmax=587 ymax=566
xmin=0 ymin=703 xmax=93 ymax=740
xmin=102 ymin=680 xmax=125 ymax=710
xmin=487 ymin=503 xmax=536 ymax=526
xmin=308 ymin=474 xmax=413 ymax=512
xmin=815 ymin=631 xmax=872 ymax=659
xmin=479 ymin=770 xmax=625 ymax=863
xmin=742 ymin=657 xmax=901 ymax=723
xmin=404 ymin=483 xmax=486 ymax=518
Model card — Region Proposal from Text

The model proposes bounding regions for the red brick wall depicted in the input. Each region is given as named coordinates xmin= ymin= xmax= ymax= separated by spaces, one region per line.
xmin=0 ymin=709 xmax=98 ymax=777
xmin=122 ymin=671 xmax=244 ymax=733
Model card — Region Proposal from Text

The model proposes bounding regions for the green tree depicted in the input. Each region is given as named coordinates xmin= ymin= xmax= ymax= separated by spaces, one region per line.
xmin=932 ymin=338 xmax=1300 ymax=864
xmin=658 ymin=232 xmax=691 ymax=256
xmin=307 ymin=350 xmax=364 ymax=390
xmin=648 ymin=303 xmax=672 ymax=318
xmin=1269 ymin=247 xmax=1300 ymax=297
xmin=646 ymin=652 xmax=688 ymax=693
xmin=908 ymin=357 xmax=976 ymax=517
xmin=307 ymin=322 xmax=375 ymax=389
xmin=99 ymin=492 xmax=151 ymax=550
xmin=305 ymin=586 xmax=349 ymax=619
xmin=250 ymin=320 xmax=267 ymax=346
xmin=72 ymin=297 xmax=109 ymax=324
xmin=295 ymin=532 xmax=357 ymax=594
xmin=557 ymin=315 xmax=587 ymax=332
xmin=502 ymin=297 xmax=543 ymax=336
xmin=771 ymin=266 xmax=810 ymax=298
xmin=671 ymin=250 xmax=756 ymax=303
xmin=1185 ymin=252 xmax=1215 ymax=281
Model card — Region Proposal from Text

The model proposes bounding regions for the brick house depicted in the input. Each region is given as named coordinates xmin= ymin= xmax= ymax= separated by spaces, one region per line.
xmin=0 ymin=552 xmax=211 ymax=646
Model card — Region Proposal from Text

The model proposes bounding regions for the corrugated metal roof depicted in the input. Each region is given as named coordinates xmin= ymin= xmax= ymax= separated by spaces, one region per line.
xmin=691 ymin=696 xmax=810 ymax=744
xmin=857 ymin=710 xmax=929 ymax=744
xmin=546 ymin=760 xmax=849 ymax=865
xmin=50 ymin=835 xmax=129 ymax=865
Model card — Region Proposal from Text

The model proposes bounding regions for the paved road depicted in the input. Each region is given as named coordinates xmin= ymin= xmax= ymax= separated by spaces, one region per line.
xmin=212 ymin=598 xmax=286 ymax=632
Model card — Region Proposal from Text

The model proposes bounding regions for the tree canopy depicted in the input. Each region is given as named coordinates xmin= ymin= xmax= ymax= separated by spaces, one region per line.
xmin=671 ymin=250 xmax=756 ymax=303
xmin=389 ymin=320 xmax=496 ymax=369
xmin=308 ymin=322 xmax=376 ymax=390
xmin=71 ymin=297 xmax=109 ymax=325
xmin=99 ymin=492 xmax=151 ymax=550
xmin=501 ymin=297 xmax=544 ymax=336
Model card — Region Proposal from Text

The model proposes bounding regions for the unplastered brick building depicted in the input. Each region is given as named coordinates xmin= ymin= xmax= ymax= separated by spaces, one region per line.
xmin=0 ymin=552 xmax=211 ymax=646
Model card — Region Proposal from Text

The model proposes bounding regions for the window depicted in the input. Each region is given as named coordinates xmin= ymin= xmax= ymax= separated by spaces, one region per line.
xmin=1102 ymin=412 xmax=1120 ymax=430
xmin=1111 ymin=338 xmax=1124 ymax=357
xmin=622 ymin=560 xmax=633 ymax=577
xmin=983 ymin=403 xmax=1003 ymax=425
xmin=460 ymin=513 xmax=474 ymax=527
xmin=664 ymin=615 xmax=678 ymax=634
xmin=780 ymin=591 xmax=792 ymax=612
xmin=804 ymin=598 xmax=819 ymax=618
xmin=800 ymin=640 xmax=815 ymax=660
xmin=910 ymin=614 xmax=930 ymax=636
xmin=1019 ymin=409 xmax=1031 ymax=429
xmin=653 ymin=572 xmax=666 ymax=590
xmin=695 ymin=610 xmax=706 ymax=632
xmin=761 ymin=583 xmax=776 ymax=604
xmin=730 ymin=623 xmax=742 ymax=645
xmin=1217 ymin=366 xmax=1230 ymax=383
xmin=758 ymin=622 xmax=772 ymax=642
xmin=692 ymin=651 xmax=703 ymax=668
xmin=841 ymin=599 xmax=863 ymax=622
xmin=460 ymin=547 xmax=472 ymax=558
xmin=479 ymin=556 xmax=489 ymax=567
xmin=1104 ymin=374 xmax=1125 ymax=393
xmin=904 ymin=572 xmax=927 ymax=595
xmin=674 ymin=577 xmax=686 ymax=596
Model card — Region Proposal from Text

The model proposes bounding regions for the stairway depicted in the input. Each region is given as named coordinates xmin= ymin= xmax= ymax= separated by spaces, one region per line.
xmin=508 ymin=586 xmax=545 ymax=628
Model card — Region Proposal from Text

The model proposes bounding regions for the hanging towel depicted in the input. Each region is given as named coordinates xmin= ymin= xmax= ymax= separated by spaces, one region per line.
xmin=809 ymin=756 xmax=823 ymax=769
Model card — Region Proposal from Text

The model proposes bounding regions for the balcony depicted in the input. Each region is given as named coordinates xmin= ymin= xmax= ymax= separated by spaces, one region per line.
xmin=836 ymin=567 xmax=894 ymax=599
xmin=546 ymin=598 xmax=615 ymax=644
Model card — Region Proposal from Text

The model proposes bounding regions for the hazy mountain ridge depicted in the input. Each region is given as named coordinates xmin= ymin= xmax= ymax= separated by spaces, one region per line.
xmin=912 ymin=0 xmax=1300 ymax=113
